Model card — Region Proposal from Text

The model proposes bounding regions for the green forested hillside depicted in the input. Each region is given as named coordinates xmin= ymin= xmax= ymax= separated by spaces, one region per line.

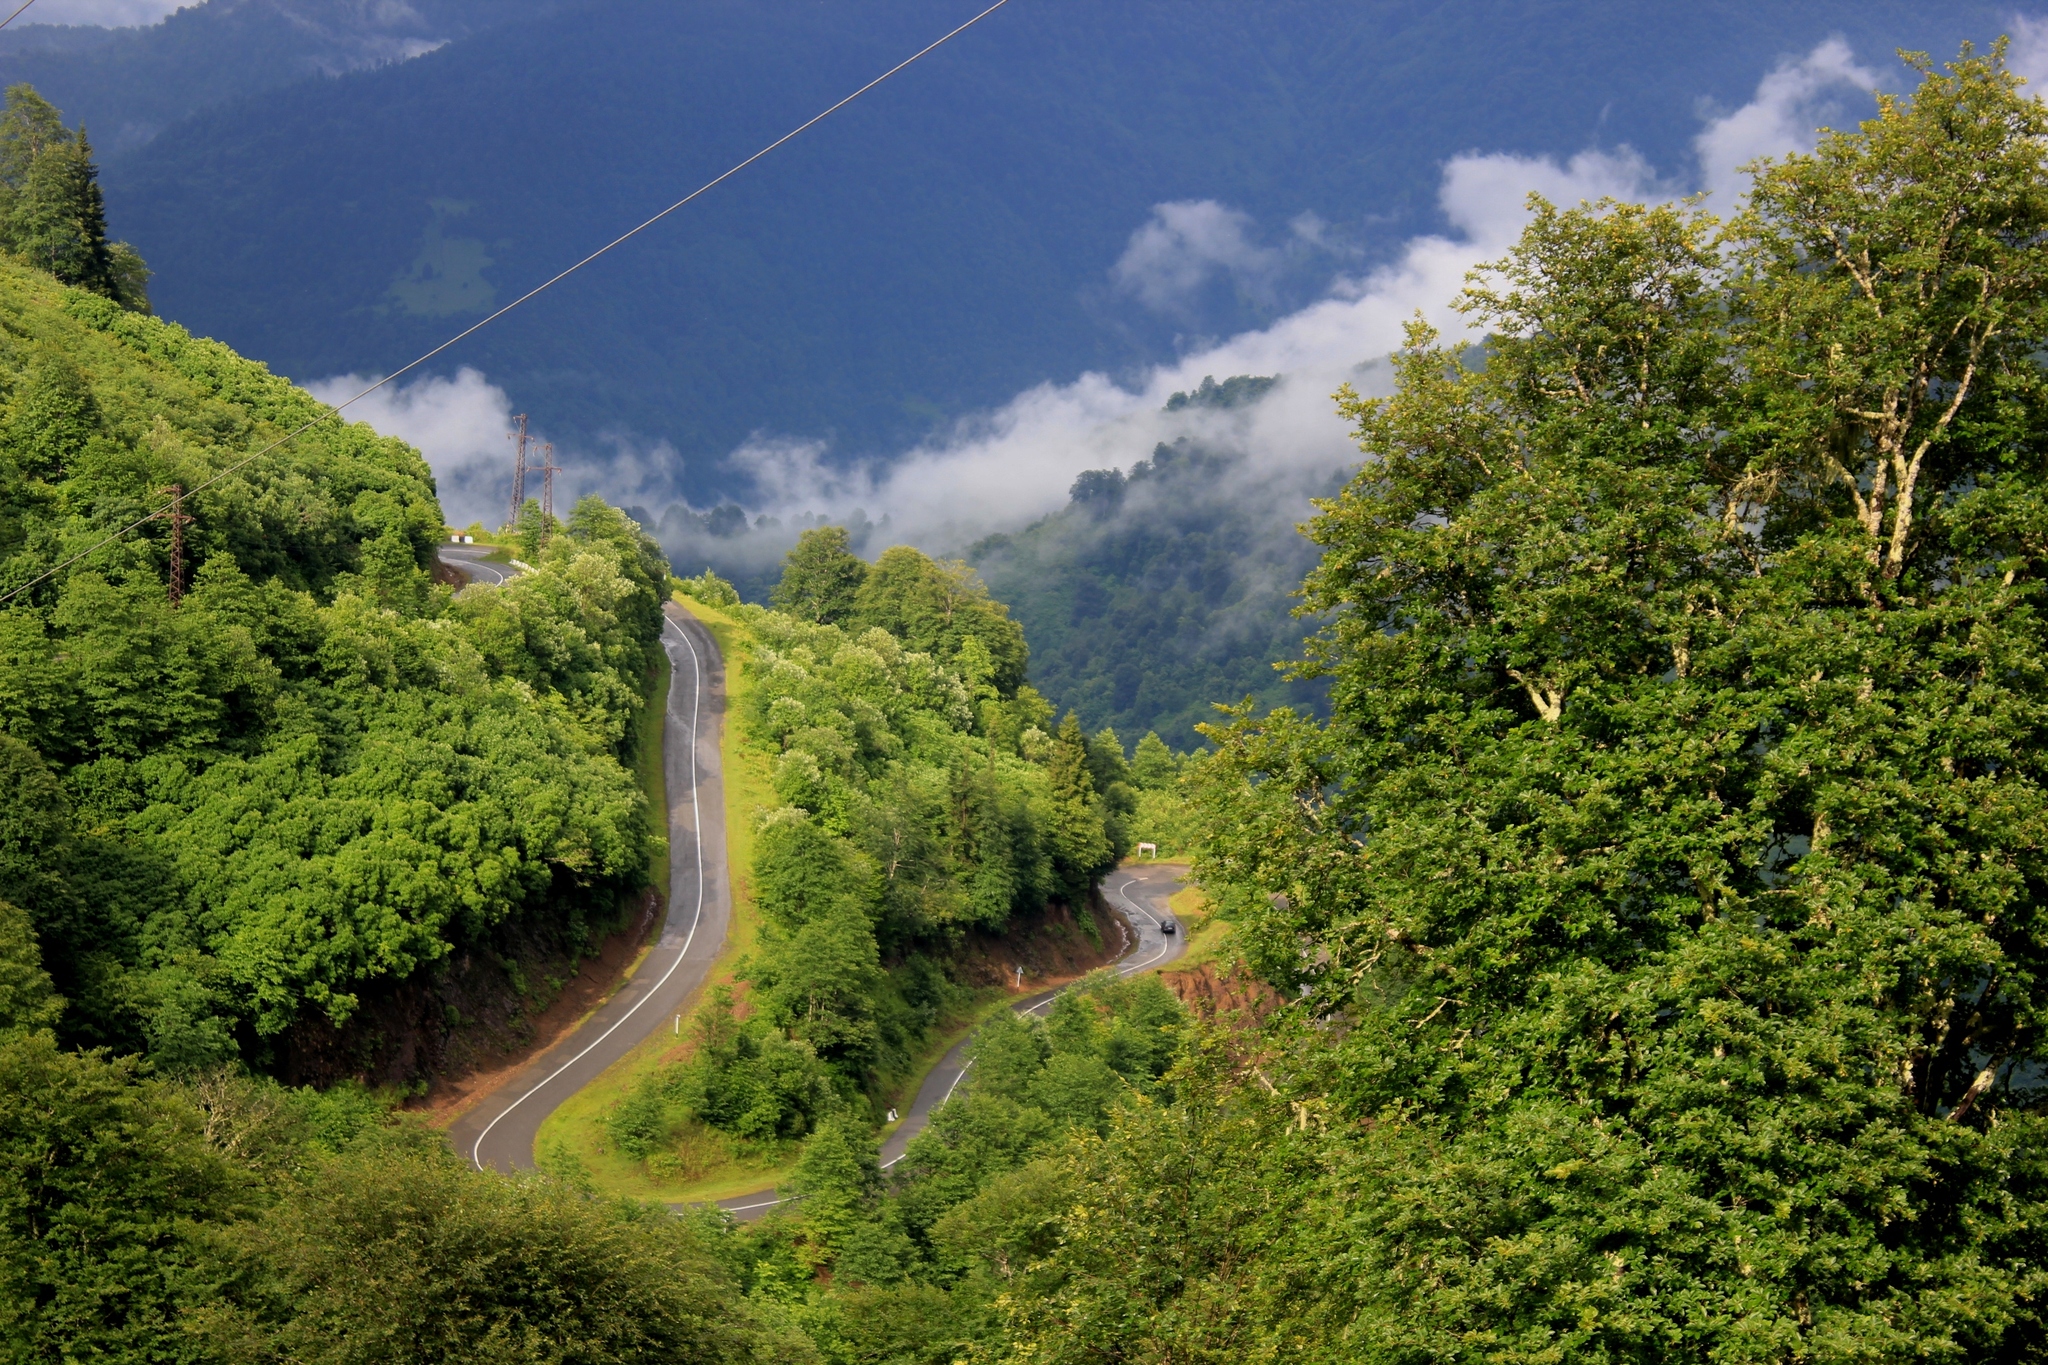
xmin=1052 ymin=46 xmax=2048 ymax=1362
xmin=0 ymin=223 xmax=733 ymax=1358
xmin=19 ymin=38 xmax=2048 ymax=1365
xmin=0 ymin=249 xmax=669 ymax=1074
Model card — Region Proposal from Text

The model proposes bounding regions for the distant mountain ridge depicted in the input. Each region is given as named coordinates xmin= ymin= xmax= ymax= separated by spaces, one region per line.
xmin=72 ymin=0 xmax=2015 ymax=502
xmin=0 ymin=0 xmax=559 ymax=153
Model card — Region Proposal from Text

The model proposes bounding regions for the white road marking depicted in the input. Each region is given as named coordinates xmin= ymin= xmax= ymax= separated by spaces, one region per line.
xmin=470 ymin=610 xmax=709 ymax=1169
xmin=722 ymin=1197 xmax=787 ymax=1213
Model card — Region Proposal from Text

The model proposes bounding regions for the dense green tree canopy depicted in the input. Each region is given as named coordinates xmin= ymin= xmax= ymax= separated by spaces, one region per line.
xmin=709 ymin=553 xmax=1124 ymax=1095
xmin=743 ymin=556 xmax=1117 ymax=945
xmin=848 ymin=546 xmax=1029 ymax=697
xmin=0 ymin=252 xmax=668 ymax=1070
xmin=1078 ymin=43 xmax=2048 ymax=1363
xmin=610 ymin=552 xmax=1127 ymax=1189
xmin=771 ymin=524 xmax=868 ymax=625
xmin=222 ymin=1134 xmax=765 ymax=1365
xmin=0 ymin=1037 xmax=774 ymax=1365
xmin=0 ymin=1030 xmax=243 ymax=1362
xmin=696 ymin=971 xmax=1190 ymax=1363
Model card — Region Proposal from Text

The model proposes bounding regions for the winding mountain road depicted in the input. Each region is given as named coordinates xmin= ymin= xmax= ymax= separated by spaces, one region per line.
xmin=438 ymin=572 xmax=1192 ymax=1201
xmin=439 ymin=543 xmax=518 ymax=586
xmin=450 ymin=602 xmax=731 ymax=1172
xmin=714 ymin=861 xmax=1191 ymax=1219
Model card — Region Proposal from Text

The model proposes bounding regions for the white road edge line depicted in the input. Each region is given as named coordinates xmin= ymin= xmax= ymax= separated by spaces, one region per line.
xmin=470 ymin=610 xmax=709 ymax=1170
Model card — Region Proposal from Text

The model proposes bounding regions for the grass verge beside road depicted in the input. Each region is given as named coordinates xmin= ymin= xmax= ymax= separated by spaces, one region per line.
xmin=535 ymin=594 xmax=782 ymax=1203
xmin=628 ymin=651 xmax=670 ymax=958
xmin=1167 ymin=879 xmax=1232 ymax=972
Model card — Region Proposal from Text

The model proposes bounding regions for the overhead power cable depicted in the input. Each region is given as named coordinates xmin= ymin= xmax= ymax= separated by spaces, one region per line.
xmin=0 ymin=1 xmax=39 ymax=34
xmin=0 ymin=0 xmax=1013 ymax=609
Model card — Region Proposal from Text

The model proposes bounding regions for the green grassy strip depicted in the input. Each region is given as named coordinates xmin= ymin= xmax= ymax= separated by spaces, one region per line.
xmin=1165 ymin=879 xmax=1233 ymax=972
xmin=536 ymin=595 xmax=785 ymax=1204
xmin=628 ymin=648 xmax=672 ymax=950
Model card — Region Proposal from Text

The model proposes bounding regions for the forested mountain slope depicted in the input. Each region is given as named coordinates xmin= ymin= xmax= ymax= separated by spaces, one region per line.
xmin=0 ymin=251 xmax=670 ymax=1077
xmin=970 ymin=374 xmax=1337 ymax=748
xmin=0 ymin=260 xmax=1153 ymax=1355
xmin=1124 ymin=47 xmax=2048 ymax=1362
xmin=100 ymin=0 xmax=2015 ymax=481
xmin=18 ymin=40 xmax=2048 ymax=1365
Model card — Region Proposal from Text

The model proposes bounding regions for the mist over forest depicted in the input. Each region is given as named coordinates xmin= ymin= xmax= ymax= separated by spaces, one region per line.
xmin=30 ymin=0 xmax=2028 ymax=494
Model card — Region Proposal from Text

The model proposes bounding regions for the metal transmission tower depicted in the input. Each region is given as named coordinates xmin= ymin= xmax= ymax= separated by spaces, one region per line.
xmin=537 ymin=443 xmax=561 ymax=535
xmin=159 ymin=484 xmax=193 ymax=608
xmin=507 ymin=413 xmax=531 ymax=525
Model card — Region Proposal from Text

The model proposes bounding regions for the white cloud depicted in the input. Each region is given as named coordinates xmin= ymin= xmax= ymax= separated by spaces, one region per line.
xmin=712 ymin=143 xmax=1673 ymax=552
xmin=1436 ymin=147 xmax=1665 ymax=244
xmin=306 ymin=367 xmax=711 ymax=531
xmin=1111 ymin=200 xmax=1282 ymax=313
xmin=17 ymin=0 xmax=184 ymax=27
xmin=1692 ymin=38 xmax=1878 ymax=204
xmin=313 ymin=38 xmax=1912 ymax=559
xmin=306 ymin=367 xmax=523 ymax=528
xmin=741 ymin=41 xmax=1885 ymax=552
xmin=2009 ymin=13 xmax=2048 ymax=88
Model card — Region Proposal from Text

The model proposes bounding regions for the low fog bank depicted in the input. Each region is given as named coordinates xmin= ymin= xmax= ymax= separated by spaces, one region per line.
xmin=632 ymin=372 xmax=1349 ymax=747
xmin=334 ymin=33 xmax=1893 ymax=539
xmin=632 ymin=34 xmax=1888 ymax=580
xmin=313 ymin=34 xmax=1962 ymax=740
xmin=967 ymin=375 xmax=1348 ymax=749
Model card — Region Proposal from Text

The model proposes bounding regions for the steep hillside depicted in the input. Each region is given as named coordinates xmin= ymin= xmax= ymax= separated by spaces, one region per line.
xmin=0 ymin=255 xmax=670 ymax=1079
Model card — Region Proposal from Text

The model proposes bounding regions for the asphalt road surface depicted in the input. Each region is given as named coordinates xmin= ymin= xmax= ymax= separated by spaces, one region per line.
xmin=714 ymin=861 xmax=1192 ymax=1220
xmin=450 ymin=602 xmax=731 ymax=1171
xmin=438 ymin=542 xmax=518 ymax=586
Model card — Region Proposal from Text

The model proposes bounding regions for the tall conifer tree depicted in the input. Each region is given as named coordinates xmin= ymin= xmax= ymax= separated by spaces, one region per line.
xmin=0 ymin=87 xmax=143 ymax=309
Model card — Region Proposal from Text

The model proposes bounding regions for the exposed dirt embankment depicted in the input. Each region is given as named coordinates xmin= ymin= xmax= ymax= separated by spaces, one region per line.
xmin=283 ymin=890 xmax=1127 ymax=1106
xmin=1159 ymin=960 xmax=1284 ymax=1024
xmin=947 ymin=893 xmax=1131 ymax=992
xmin=278 ymin=888 xmax=664 ymax=1098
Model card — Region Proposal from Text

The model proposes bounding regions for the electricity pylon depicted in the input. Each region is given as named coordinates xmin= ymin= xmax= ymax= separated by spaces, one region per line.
xmin=507 ymin=413 xmax=530 ymax=526
xmin=159 ymin=484 xmax=193 ymax=608
xmin=537 ymin=442 xmax=561 ymax=536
